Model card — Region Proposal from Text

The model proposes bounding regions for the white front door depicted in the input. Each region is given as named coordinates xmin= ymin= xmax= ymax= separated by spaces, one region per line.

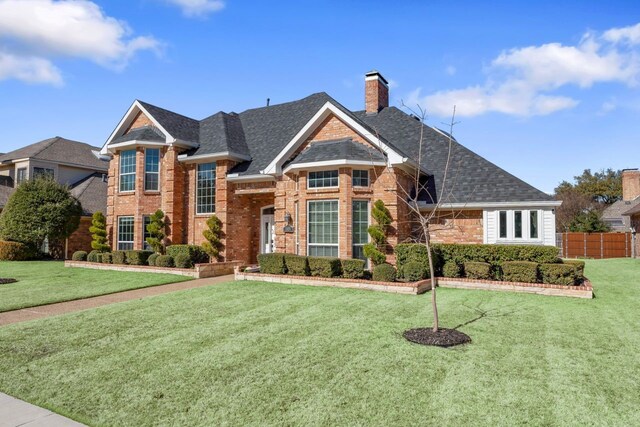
xmin=261 ymin=207 xmax=275 ymax=254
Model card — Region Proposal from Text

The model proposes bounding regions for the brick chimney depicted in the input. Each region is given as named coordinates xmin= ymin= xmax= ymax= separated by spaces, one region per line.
xmin=622 ymin=168 xmax=640 ymax=201
xmin=365 ymin=70 xmax=389 ymax=114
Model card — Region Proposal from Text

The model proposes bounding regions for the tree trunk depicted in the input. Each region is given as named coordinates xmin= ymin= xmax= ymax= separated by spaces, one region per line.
xmin=424 ymin=224 xmax=438 ymax=332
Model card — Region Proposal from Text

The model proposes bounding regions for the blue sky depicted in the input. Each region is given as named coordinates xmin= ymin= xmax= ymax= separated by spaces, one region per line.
xmin=1 ymin=0 xmax=639 ymax=193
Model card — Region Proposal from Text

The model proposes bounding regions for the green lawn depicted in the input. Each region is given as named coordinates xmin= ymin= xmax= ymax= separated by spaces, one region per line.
xmin=0 ymin=261 xmax=191 ymax=312
xmin=0 ymin=259 xmax=639 ymax=426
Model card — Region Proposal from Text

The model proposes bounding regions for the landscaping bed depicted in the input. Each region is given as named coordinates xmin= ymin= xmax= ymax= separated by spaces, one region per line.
xmin=66 ymin=260 xmax=240 ymax=279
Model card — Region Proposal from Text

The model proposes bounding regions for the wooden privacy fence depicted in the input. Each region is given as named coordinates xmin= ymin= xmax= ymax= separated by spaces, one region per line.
xmin=557 ymin=232 xmax=634 ymax=259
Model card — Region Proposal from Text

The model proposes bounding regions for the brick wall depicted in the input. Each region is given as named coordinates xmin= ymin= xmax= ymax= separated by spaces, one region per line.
xmin=65 ymin=216 xmax=93 ymax=258
xmin=622 ymin=169 xmax=640 ymax=201
xmin=428 ymin=210 xmax=484 ymax=244
xmin=632 ymin=214 xmax=640 ymax=257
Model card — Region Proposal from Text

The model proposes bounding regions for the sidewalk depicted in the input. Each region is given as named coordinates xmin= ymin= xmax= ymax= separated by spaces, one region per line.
xmin=0 ymin=274 xmax=235 ymax=326
xmin=0 ymin=392 xmax=85 ymax=427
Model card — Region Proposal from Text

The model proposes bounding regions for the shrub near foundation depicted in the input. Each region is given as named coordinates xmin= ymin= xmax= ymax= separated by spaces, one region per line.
xmin=308 ymin=257 xmax=342 ymax=278
xmin=442 ymin=261 xmax=462 ymax=278
xmin=562 ymin=259 xmax=585 ymax=282
xmin=148 ymin=253 xmax=160 ymax=267
xmin=155 ymin=255 xmax=174 ymax=268
xmin=174 ymin=254 xmax=193 ymax=269
xmin=394 ymin=244 xmax=439 ymax=279
xmin=166 ymin=245 xmax=209 ymax=265
xmin=403 ymin=261 xmax=429 ymax=281
xmin=539 ymin=263 xmax=576 ymax=286
xmin=464 ymin=262 xmax=493 ymax=280
xmin=341 ymin=259 xmax=366 ymax=279
xmin=71 ymin=251 xmax=87 ymax=262
xmin=501 ymin=261 xmax=539 ymax=283
xmin=112 ymin=251 xmax=127 ymax=265
xmin=284 ymin=254 xmax=309 ymax=276
xmin=126 ymin=250 xmax=153 ymax=266
xmin=87 ymin=250 xmax=100 ymax=263
xmin=101 ymin=253 xmax=113 ymax=264
xmin=257 ymin=253 xmax=287 ymax=275
xmin=372 ymin=263 xmax=397 ymax=282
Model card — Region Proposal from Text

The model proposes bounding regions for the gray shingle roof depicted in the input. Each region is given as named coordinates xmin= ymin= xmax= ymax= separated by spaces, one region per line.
xmin=69 ymin=172 xmax=108 ymax=216
xmin=138 ymin=101 xmax=200 ymax=143
xmin=622 ymin=201 xmax=640 ymax=216
xmin=287 ymin=138 xmax=385 ymax=167
xmin=188 ymin=112 xmax=251 ymax=158
xmin=112 ymin=126 xmax=165 ymax=144
xmin=0 ymin=185 xmax=14 ymax=209
xmin=353 ymin=108 xmax=553 ymax=204
xmin=0 ymin=137 xmax=108 ymax=171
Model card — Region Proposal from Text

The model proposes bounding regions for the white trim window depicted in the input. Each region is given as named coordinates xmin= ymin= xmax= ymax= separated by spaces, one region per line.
xmin=497 ymin=209 xmax=541 ymax=241
xmin=33 ymin=167 xmax=54 ymax=180
xmin=308 ymin=200 xmax=339 ymax=257
xmin=196 ymin=162 xmax=216 ymax=214
xmin=144 ymin=148 xmax=160 ymax=191
xmin=16 ymin=167 xmax=26 ymax=184
xmin=352 ymin=169 xmax=369 ymax=187
xmin=308 ymin=170 xmax=338 ymax=189
xmin=119 ymin=150 xmax=136 ymax=192
xmin=117 ymin=216 xmax=134 ymax=250
xmin=352 ymin=200 xmax=369 ymax=261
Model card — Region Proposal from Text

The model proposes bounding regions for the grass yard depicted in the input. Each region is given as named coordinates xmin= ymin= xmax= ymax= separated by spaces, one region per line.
xmin=0 ymin=261 xmax=191 ymax=312
xmin=0 ymin=259 xmax=639 ymax=426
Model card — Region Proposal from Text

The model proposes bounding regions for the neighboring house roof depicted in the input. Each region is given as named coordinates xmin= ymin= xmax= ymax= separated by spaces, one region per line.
xmin=602 ymin=198 xmax=640 ymax=230
xmin=0 ymin=137 xmax=108 ymax=171
xmin=623 ymin=202 xmax=640 ymax=216
xmin=69 ymin=172 xmax=108 ymax=216
xmin=0 ymin=185 xmax=14 ymax=209
xmin=287 ymin=138 xmax=386 ymax=168
xmin=112 ymin=126 xmax=165 ymax=144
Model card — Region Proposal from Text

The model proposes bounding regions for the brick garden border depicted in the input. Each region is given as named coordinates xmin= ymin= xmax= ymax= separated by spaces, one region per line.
xmin=65 ymin=260 xmax=242 ymax=279
xmin=235 ymin=271 xmax=593 ymax=298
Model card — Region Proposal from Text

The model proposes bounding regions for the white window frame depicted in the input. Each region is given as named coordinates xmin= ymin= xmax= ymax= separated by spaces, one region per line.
xmin=307 ymin=170 xmax=339 ymax=189
xmin=119 ymin=149 xmax=136 ymax=193
xmin=16 ymin=167 xmax=27 ymax=184
xmin=307 ymin=199 xmax=339 ymax=257
xmin=144 ymin=148 xmax=160 ymax=192
xmin=496 ymin=209 xmax=542 ymax=242
xmin=196 ymin=162 xmax=216 ymax=215
xmin=352 ymin=199 xmax=370 ymax=262
xmin=117 ymin=216 xmax=135 ymax=251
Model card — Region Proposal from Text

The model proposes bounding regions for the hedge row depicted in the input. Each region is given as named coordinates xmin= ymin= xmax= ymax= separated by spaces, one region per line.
xmin=73 ymin=244 xmax=209 ymax=269
xmin=258 ymin=254 xmax=367 ymax=280
xmin=440 ymin=259 xmax=584 ymax=285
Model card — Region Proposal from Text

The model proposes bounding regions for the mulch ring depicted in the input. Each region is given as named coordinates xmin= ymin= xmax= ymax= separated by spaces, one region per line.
xmin=0 ymin=278 xmax=17 ymax=285
xmin=403 ymin=328 xmax=471 ymax=348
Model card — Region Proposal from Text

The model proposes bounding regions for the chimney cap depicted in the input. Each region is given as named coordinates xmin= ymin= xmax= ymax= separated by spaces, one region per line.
xmin=622 ymin=168 xmax=639 ymax=172
xmin=365 ymin=70 xmax=389 ymax=86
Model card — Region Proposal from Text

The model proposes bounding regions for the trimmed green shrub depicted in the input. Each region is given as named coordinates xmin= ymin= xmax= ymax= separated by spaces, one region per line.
xmin=89 ymin=212 xmax=110 ymax=253
xmin=539 ymin=263 xmax=576 ymax=286
xmin=126 ymin=250 xmax=153 ymax=266
xmin=0 ymin=241 xmax=33 ymax=261
xmin=364 ymin=199 xmax=392 ymax=266
xmin=257 ymin=253 xmax=287 ymax=274
xmin=341 ymin=259 xmax=366 ymax=279
xmin=502 ymin=261 xmax=539 ymax=283
xmin=166 ymin=245 xmax=209 ymax=265
xmin=434 ymin=243 xmax=559 ymax=266
xmin=308 ymin=257 xmax=341 ymax=278
xmin=372 ymin=263 xmax=397 ymax=282
xmin=174 ymin=253 xmax=193 ymax=269
xmin=202 ymin=214 xmax=223 ymax=260
xmin=112 ymin=251 xmax=127 ymax=265
xmin=403 ymin=261 xmax=429 ymax=281
xmin=464 ymin=261 xmax=493 ymax=280
xmin=145 ymin=210 xmax=166 ymax=254
xmin=284 ymin=254 xmax=309 ymax=276
xmin=71 ymin=250 xmax=88 ymax=261
xmin=562 ymin=259 xmax=585 ymax=282
xmin=87 ymin=250 xmax=100 ymax=263
xmin=101 ymin=253 xmax=113 ymax=264
xmin=148 ymin=253 xmax=160 ymax=267
xmin=155 ymin=255 xmax=174 ymax=268
xmin=394 ymin=244 xmax=439 ymax=279
xmin=442 ymin=261 xmax=462 ymax=278
xmin=95 ymin=253 xmax=103 ymax=263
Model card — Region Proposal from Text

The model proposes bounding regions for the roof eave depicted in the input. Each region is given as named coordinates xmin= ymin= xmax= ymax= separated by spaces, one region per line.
xmin=177 ymin=151 xmax=251 ymax=163
xmin=418 ymin=200 xmax=562 ymax=210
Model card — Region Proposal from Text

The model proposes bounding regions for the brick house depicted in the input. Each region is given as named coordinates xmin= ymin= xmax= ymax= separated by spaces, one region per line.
xmin=620 ymin=169 xmax=640 ymax=257
xmin=0 ymin=137 xmax=108 ymax=257
xmin=100 ymin=71 xmax=559 ymax=265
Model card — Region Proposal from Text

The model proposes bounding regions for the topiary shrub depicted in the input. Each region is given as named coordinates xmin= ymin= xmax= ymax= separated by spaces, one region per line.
xmin=166 ymin=245 xmax=209 ymax=265
xmin=372 ymin=263 xmax=397 ymax=282
xmin=403 ymin=261 xmax=428 ymax=282
xmin=71 ymin=250 xmax=88 ymax=262
xmin=501 ymin=261 xmax=539 ymax=283
xmin=442 ymin=261 xmax=462 ymax=278
xmin=308 ymin=257 xmax=341 ymax=278
xmin=539 ymin=263 xmax=576 ymax=286
xmin=89 ymin=212 xmax=110 ymax=253
xmin=363 ymin=200 xmax=392 ymax=266
xmin=562 ymin=259 xmax=585 ymax=283
xmin=126 ymin=250 xmax=153 ymax=266
xmin=174 ymin=254 xmax=193 ymax=269
xmin=284 ymin=254 xmax=309 ymax=276
xmin=341 ymin=259 xmax=366 ymax=279
xmin=148 ymin=253 xmax=160 ymax=267
xmin=112 ymin=251 xmax=127 ymax=265
xmin=202 ymin=214 xmax=223 ymax=260
xmin=101 ymin=253 xmax=113 ymax=264
xmin=464 ymin=261 xmax=493 ymax=280
xmin=0 ymin=241 xmax=32 ymax=261
xmin=145 ymin=210 xmax=166 ymax=254
xmin=257 ymin=253 xmax=286 ymax=274
xmin=155 ymin=255 xmax=174 ymax=268
xmin=87 ymin=250 xmax=100 ymax=263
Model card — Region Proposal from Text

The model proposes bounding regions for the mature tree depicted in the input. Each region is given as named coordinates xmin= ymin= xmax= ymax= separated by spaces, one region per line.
xmin=363 ymin=199 xmax=392 ymax=266
xmin=202 ymin=214 xmax=223 ymax=260
xmin=146 ymin=209 xmax=166 ymax=254
xmin=0 ymin=178 xmax=82 ymax=250
xmin=569 ymin=209 xmax=610 ymax=232
xmin=90 ymin=212 xmax=110 ymax=252
xmin=556 ymin=169 xmax=622 ymax=205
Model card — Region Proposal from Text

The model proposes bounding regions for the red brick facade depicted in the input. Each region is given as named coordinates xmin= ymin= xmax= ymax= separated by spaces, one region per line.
xmin=65 ymin=216 xmax=93 ymax=258
xmin=105 ymin=111 xmax=483 ymax=265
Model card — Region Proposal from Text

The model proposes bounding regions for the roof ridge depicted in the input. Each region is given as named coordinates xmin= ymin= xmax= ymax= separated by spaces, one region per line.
xmin=239 ymin=92 xmax=329 ymax=115
xmin=137 ymin=99 xmax=199 ymax=123
xmin=29 ymin=137 xmax=59 ymax=159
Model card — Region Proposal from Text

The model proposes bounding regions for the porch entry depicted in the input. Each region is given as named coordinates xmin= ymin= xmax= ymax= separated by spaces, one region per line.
xmin=261 ymin=206 xmax=276 ymax=254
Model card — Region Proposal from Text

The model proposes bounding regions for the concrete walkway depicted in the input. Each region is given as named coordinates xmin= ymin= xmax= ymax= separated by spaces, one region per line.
xmin=0 ymin=274 xmax=235 ymax=326
xmin=0 ymin=392 xmax=85 ymax=426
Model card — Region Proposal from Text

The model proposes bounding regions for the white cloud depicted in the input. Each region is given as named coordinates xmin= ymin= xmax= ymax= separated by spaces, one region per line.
xmin=406 ymin=24 xmax=640 ymax=117
xmin=0 ymin=50 xmax=62 ymax=85
xmin=445 ymin=65 xmax=456 ymax=76
xmin=598 ymin=100 xmax=617 ymax=115
xmin=0 ymin=0 xmax=161 ymax=85
xmin=165 ymin=0 xmax=225 ymax=17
